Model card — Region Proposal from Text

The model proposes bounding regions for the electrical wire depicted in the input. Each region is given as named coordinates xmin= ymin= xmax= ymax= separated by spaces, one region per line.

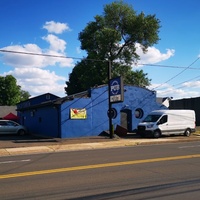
xmin=0 ymin=49 xmax=105 ymax=62
xmin=1 ymin=49 xmax=200 ymax=70
xmin=152 ymin=57 xmax=200 ymax=91
xmin=137 ymin=63 xmax=200 ymax=70
xmin=1 ymin=49 xmax=200 ymax=100
xmin=157 ymin=75 xmax=200 ymax=91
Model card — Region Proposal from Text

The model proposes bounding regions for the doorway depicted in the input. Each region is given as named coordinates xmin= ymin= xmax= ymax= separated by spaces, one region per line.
xmin=120 ymin=109 xmax=132 ymax=132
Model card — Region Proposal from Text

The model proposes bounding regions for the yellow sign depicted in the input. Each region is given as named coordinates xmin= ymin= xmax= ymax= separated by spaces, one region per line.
xmin=70 ymin=108 xmax=87 ymax=119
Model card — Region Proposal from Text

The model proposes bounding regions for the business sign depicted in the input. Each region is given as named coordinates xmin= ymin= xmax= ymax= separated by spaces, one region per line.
xmin=70 ymin=108 xmax=87 ymax=119
xmin=109 ymin=76 xmax=124 ymax=103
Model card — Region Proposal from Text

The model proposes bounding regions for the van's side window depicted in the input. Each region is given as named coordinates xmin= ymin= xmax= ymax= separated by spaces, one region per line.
xmin=159 ymin=115 xmax=168 ymax=124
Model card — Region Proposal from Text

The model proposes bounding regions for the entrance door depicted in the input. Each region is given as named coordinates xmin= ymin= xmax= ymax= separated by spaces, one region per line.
xmin=120 ymin=109 xmax=132 ymax=132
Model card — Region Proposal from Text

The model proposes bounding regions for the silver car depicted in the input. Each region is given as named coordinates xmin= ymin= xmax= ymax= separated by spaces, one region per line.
xmin=0 ymin=120 xmax=27 ymax=135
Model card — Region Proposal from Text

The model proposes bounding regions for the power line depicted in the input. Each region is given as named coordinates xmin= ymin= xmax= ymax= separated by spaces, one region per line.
xmin=152 ymin=57 xmax=200 ymax=90
xmin=0 ymin=49 xmax=105 ymax=62
xmin=157 ymin=74 xmax=200 ymax=91
xmin=2 ymin=48 xmax=200 ymax=97
xmin=138 ymin=63 xmax=200 ymax=70
xmin=1 ymin=49 xmax=200 ymax=70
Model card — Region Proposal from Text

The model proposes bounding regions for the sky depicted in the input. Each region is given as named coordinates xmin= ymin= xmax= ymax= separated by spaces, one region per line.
xmin=0 ymin=0 xmax=200 ymax=100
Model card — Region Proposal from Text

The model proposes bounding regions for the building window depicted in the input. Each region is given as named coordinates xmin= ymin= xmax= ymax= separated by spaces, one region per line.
xmin=135 ymin=108 xmax=144 ymax=119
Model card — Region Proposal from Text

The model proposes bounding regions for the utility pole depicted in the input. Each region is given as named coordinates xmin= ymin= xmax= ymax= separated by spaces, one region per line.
xmin=108 ymin=60 xmax=113 ymax=139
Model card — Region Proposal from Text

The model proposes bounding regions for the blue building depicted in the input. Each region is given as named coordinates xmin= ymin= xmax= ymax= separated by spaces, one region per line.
xmin=17 ymin=85 xmax=167 ymax=138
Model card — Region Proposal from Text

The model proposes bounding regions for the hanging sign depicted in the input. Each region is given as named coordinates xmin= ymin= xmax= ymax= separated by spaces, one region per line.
xmin=109 ymin=76 xmax=124 ymax=103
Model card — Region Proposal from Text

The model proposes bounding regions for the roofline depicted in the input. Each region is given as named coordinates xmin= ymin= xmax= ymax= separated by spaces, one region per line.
xmin=16 ymin=92 xmax=60 ymax=105
xmin=17 ymin=90 xmax=89 ymax=111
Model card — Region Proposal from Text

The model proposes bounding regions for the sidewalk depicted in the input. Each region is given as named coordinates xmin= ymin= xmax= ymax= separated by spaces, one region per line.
xmin=0 ymin=133 xmax=200 ymax=157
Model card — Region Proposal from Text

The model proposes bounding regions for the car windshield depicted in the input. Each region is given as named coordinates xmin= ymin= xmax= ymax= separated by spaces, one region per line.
xmin=143 ymin=114 xmax=161 ymax=122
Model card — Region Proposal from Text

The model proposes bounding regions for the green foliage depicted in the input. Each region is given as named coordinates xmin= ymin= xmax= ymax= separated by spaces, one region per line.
xmin=0 ymin=75 xmax=30 ymax=105
xmin=20 ymin=90 xmax=31 ymax=102
xmin=65 ymin=59 xmax=108 ymax=94
xmin=65 ymin=0 xmax=160 ymax=95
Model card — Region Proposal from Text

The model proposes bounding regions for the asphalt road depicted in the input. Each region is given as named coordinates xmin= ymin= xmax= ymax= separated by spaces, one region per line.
xmin=0 ymin=141 xmax=200 ymax=199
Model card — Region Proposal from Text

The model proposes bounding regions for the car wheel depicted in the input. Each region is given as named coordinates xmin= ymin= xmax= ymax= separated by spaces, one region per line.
xmin=153 ymin=130 xmax=161 ymax=138
xmin=184 ymin=128 xmax=191 ymax=137
xmin=18 ymin=129 xmax=26 ymax=136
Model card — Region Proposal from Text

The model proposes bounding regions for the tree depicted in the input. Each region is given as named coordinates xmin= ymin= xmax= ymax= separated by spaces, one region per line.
xmin=65 ymin=59 xmax=108 ymax=95
xmin=0 ymin=75 xmax=30 ymax=105
xmin=20 ymin=90 xmax=31 ymax=102
xmin=65 ymin=0 xmax=160 ymax=95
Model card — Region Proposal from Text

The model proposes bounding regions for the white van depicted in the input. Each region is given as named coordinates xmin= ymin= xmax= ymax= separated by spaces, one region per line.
xmin=137 ymin=109 xmax=196 ymax=138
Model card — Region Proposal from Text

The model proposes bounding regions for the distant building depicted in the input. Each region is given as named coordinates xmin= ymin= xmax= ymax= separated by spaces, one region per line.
xmin=156 ymin=97 xmax=172 ymax=108
xmin=0 ymin=106 xmax=17 ymax=119
xmin=170 ymin=97 xmax=200 ymax=126
xmin=17 ymin=85 xmax=168 ymax=138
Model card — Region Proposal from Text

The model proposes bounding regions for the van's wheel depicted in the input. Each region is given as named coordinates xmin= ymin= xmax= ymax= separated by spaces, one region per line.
xmin=153 ymin=130 xmax=161 ymax=138
xmin=184 ymin=128 xmax=191 ymax=137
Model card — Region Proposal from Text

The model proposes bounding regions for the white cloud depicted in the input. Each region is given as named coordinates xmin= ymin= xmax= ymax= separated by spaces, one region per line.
xmin=0 ymin=21 xmax=75 ymax=97
xmin=133 ymin=43 xmax=175 ymax=67
xmin=42 ymin=34 xmax=66 ymax=52
xmin=148 ymin=81 xmax=200 ymax=99
xmin=148 ymin=82 xmax=170 ymax=91
xmin=4 ymin=68 xmax=67 ymax=97
xmin=43 ymin=21 xmax=71 ymax=34
xmin=1 ymin=38 xmax=74 ymax=68
xmin=1 ymin=44 xmax=44 ymax=68
xmin=182 ymin=80 xmax=200 ymax=88
xmin=156 ymin=87 xmax=200 ymax=100
xmin=0 ymin=20 xmax=177 ymax=98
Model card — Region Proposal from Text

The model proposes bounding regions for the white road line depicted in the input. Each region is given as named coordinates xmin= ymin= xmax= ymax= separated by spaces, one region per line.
xmin=0 ymin=159 xmax=31 ymax=164
xmin=179 ymin=145 xmax=200 ymax=149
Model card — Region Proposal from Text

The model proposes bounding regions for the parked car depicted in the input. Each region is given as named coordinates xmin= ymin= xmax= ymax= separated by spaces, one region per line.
xmin=0 ymin=120 xmax=27 ymax=135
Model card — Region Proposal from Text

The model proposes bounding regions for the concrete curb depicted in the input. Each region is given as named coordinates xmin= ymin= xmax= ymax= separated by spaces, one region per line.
xmin=1 ymin=136 xmax=199 ymax=157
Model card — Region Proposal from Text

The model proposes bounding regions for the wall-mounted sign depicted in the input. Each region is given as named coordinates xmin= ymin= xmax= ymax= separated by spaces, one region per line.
xmin=70 ymin=108 xmax=87 ymax=119
xmin=109 ymin=76 xmax=124 ymax=103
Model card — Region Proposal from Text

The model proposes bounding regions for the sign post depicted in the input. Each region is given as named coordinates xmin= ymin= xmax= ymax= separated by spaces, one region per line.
xmin=108 ymin=60 xmax=124 ymax=138
xmin=108 ymin=61 xmax=113 ymax=138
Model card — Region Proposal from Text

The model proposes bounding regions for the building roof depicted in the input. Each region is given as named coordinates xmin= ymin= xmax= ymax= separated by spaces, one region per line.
xmin=17 ymin=90 xmax=90 ymax=111
xmin=16 ymin=84 xmax=156 ymax=111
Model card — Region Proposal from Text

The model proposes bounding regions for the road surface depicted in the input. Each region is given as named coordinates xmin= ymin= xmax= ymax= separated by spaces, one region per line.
xmin=0 ymin=141 xmax=200 ymax=199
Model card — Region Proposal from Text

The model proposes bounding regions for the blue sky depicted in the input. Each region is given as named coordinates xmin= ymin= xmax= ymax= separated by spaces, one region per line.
xmin=0 ymin=0 xmax=200 ymax=99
